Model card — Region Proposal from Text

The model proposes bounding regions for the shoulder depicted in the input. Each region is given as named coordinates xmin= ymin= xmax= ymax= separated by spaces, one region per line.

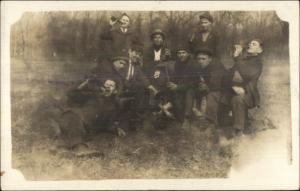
xmin=188 ymin=29 xmax=200 ymax=42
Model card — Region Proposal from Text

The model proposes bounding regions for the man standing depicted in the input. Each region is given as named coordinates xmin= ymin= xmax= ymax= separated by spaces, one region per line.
xmin=189 ymin=12 xmax=219 ymax=58
xmin=100 ymin=13 xmax=140 ymax=59
xmin=143 ymin=29 xmax=172 ymax=76
xmin=228 ymin=39 xmax=264 ymax=136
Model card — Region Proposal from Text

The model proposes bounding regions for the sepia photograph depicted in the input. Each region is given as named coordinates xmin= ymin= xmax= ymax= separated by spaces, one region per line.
xmin=1 ymin=1 xmax=299 ymax=190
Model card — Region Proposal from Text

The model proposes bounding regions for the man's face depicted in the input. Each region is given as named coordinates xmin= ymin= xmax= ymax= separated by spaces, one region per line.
xmin=113 ymin=59 xmax=127 ymax=71
xmin=152 ymin=34 xmax=164 ymax=47
xmin=102 ymin=79 xmax=117 ymax=97
xmin=247 ymin=40 xmax=263 ymax=54
xmin=196 ymin=54 xmax=212 ymax=68
xmin=200 ymin=18 xmax=212 ymax=32
xmin=120 ymin=15 xmax=130 ymax=28
xmin=177 ymin=50 xmax=189 ymax=62
xmin=129 ymin=50 xmax=142 ymax=63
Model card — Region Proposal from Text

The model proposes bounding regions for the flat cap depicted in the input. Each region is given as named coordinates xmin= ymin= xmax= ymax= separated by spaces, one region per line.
xmin=199 ymin=12 xmax=213 ymax=23
xmin=112 ymin=50 xmax=129 ymax=62
xmin=175 ymin=41 xmax=190 ymax=52
xmin=195 ymin=48 xmax=213 ymax=57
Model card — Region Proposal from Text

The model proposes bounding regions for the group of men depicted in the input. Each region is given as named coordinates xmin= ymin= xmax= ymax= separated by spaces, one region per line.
xmin=60 ymin=12 xmax=264 ymax=149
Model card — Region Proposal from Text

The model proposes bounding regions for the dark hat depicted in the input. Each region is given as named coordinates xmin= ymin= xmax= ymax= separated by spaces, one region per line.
xmin=195 ymin=48 xmax=213 ymax=57
xmin=112 ymin=50 xmax=129 ymax=62
xmin=175 ymin=41 xmax=190 ymax=52
xmin=131 ymin=43 xmax=144 ymax=54
xmin=233 ymin=38 xmax=247 ymax=46
xmin=120 ymin=12 xmax=131 ymax=20
xmin=199 ymin=12 xmax=213 ymax=23
xmin=150 ymin=29 xmax=166 ymax=40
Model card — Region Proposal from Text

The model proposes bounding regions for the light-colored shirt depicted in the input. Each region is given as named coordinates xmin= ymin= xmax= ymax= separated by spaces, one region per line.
xmin=120 ymin=27 xmax=128 ymax=33
xmin=154 ymin=49 xmax=162 ymax=61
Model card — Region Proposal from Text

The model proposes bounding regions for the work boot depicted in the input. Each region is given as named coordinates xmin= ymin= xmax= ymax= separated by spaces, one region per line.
xmin=181 ymin=118 xmax=191 ymax=130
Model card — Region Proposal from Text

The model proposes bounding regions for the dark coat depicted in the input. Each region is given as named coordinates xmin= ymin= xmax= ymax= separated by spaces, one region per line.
xmin=189 ymin=30 xmax=219 ymax=57
xmin=169 ymin=57 xmax=198 ymax=92
xmin=147 ymin=60 xmax=176 ymax=93
xmin=100 ymin=24 xmax=140 ymax=58
xmin=229 ymin=53 xmax=263 ymax=108
xmin=103 ymin=63 xmax=150 ymax=93
xmin=142 ymin=46 xmax=172 ymax=76
xmin=197 ymin=61 xmax=229 ymax=93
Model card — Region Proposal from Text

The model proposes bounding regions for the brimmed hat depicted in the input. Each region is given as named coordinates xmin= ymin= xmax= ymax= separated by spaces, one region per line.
xmin=112 ymin=50 xmax=129 ymax=62
xmin=199 ymin=12 xmax=213 ymax=23
xmin=150 ymin=29 xmax=166 ymax=40
xmin=175 ymin=41 xmax=190 ymax=53
xmin=131 ymin=43 xmax=144 ymax=54
xmin=195 ymin=48 xmax=213 ymax=57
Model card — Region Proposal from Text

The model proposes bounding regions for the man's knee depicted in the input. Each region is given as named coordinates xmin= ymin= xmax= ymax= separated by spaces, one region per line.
xmin=231 ymin=95 xmax=245 ymax=105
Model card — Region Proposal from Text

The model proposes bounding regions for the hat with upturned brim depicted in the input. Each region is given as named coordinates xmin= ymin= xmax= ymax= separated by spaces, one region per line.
xmin=150 ymin=29 xmax=166 ymax=40
xmin=199 ymin=12 xmax=213 ymax=23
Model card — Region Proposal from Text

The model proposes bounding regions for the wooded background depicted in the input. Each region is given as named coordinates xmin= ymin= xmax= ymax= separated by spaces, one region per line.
xmin=11 ymin=11 xmax=289 ymax=63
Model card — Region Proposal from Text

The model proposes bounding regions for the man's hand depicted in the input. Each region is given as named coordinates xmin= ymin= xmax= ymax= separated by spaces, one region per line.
xmin=233 ymin=44 xmax=243 ymax=58
xmin=232 ymin=86 xmax=245 ymax=95
xmin=167 ymin=82 xmax=178 ymax=90
xmin=164 ymin=48 xmax=171 ymax=58
xmin=198 ymin=82 xmax=209 ymax=92
xmin=148 ymin=85 xmax=159 ymax=96
xmin=109 ymin=16 xmax=118 ymax=26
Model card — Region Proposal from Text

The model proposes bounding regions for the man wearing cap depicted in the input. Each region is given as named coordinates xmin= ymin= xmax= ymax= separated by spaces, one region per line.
xmin=194 ymin=48 xmax=229 ymax=126
xmin=143 ymin=29 xmax=172 ymax=76
xmin=189 ymin=12 xmax=220 ymax=58
xmin=166 ymin=42 xmax=198 ymax=128
xmin=223 ymin=39 xmax=264 ymax=136
xmin=100 ymin=13 xmax=141 ymax=59
xmin=104 ymin=52 xmax=158 ymax=130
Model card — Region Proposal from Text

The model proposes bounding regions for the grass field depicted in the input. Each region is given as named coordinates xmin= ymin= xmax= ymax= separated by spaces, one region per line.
xmin=10 ymin=54 xmax=290 ymax=180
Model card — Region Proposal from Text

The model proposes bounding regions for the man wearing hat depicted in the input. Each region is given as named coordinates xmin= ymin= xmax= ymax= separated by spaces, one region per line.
xmin=100 ymin=13 xmax=141 ymax=60
xmin=105 ymin=51 xmax=159 ymax=131
xmin=143 ymin=29 xmax=172 ymax=76
xmin=189 ymin=12 xmax=220 ymax=58
xmin=194 ymin=48 xmax=229 ymax=126
xmin=166 ymin=42 xmax=198 ymax=128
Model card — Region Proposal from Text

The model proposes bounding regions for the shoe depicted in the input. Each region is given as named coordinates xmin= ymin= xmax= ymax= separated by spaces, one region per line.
xmin=181 ymin=119 xmax=191 ymax=130
xmin=117 ymin=127 xmax=126 ymax=137
xmin=192 ymin=107 xmax=203 ymax=118
xmin=234 ymin=129 xmax=243 ymax=137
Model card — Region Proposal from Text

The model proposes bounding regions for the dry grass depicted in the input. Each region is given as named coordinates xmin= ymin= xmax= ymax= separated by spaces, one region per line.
xmin=10 ymin=54 xmax=290 ymax=180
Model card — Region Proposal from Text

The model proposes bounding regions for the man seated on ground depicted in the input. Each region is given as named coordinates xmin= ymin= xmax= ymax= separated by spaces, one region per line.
xmin=194 ymin=48 xmax=229 ymax=127
xmin=166 ymin=42 xmax=198 ymax=129
xmin=104 ymin=51 xmax=158 ymax=131
xmin=59 ymin=52 xmax=158 ymax=151
xmin=223 ymin=38 xmax=264 ymax=137
xmin=60 ymin=71 xmax=123 ymax=152
xmin=146 ymin=53 xmax=177 ymax=129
